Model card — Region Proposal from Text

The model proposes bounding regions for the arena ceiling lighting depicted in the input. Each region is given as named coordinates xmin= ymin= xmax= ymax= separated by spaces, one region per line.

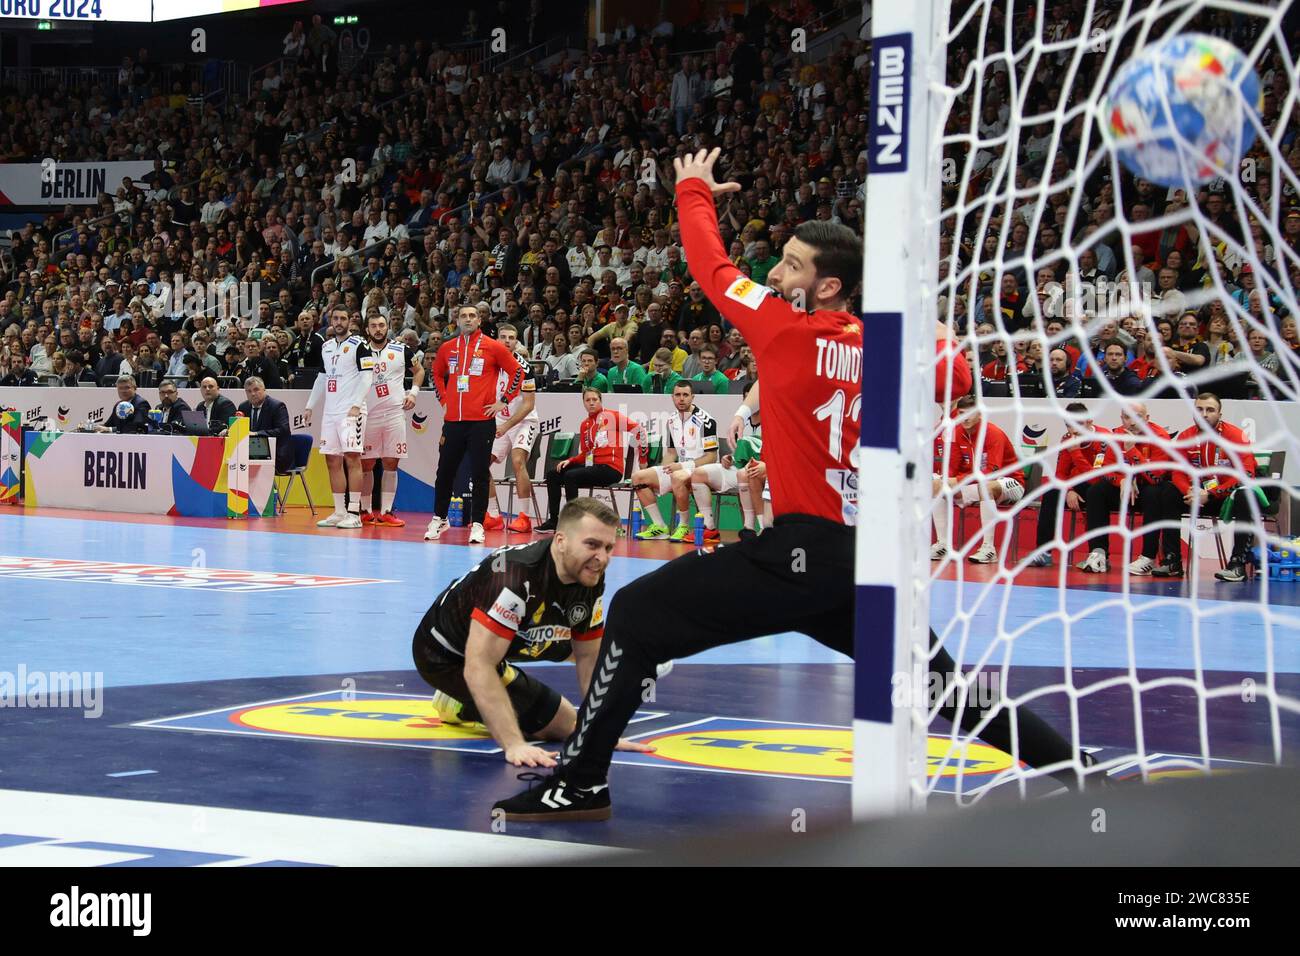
xmin=0 ymin=0 xmax=304 ymax=23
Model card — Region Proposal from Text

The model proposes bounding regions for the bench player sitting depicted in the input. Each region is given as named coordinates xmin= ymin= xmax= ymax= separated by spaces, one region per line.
xmin=932 ymin=393 xmax=1025 ymax=564
xmin=1026 ymin=402 xmax=1110 ymax=568
xmin=483 ymin=322 xmax=540 ymax=534
xmin=690 ymin=379 xmax=765 ymax=540
xmin=1172 ymin=391 xmax=1260 ymax=583
xmin=632 ymin=380 xmax=719 ymax=542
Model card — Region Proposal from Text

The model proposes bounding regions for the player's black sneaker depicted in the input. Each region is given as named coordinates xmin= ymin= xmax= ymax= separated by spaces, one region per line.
xmin=1214 ymin=561 xmax=1247 ymax=583
xmin=1151 ymin=558 xmax=1184 ymax=577
xmin=492 ymin=772 xmax=611 ymax=821
xmin=535 ymin=518 xmax=558 ymax=534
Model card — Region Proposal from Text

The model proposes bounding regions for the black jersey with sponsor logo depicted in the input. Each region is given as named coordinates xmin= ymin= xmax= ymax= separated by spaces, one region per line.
xmin=417 ymin=539 xmax=605 ymax=663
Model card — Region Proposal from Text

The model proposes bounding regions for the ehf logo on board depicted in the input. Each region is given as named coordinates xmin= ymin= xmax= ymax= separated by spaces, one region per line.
xmin=869 ymin=33 xmax=911 ymax=173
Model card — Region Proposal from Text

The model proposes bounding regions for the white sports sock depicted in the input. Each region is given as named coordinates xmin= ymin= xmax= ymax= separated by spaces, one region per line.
xmin=333 ymin=492 xmax=346 ymax=515
xmin=738 ymin=480 xmax=756 ymax=529
xmin=515 ymin=498 xmax=531 ymax=518
xmin=691 ymin=484 xmax=716 ymax=529
xmin=932 ymin=499 xmax=950 ymax=549
xmin=381 ymin=470 xmax=397 ymax=514
xmin=979 ymin=499 xmax=999 ymax=549
xmin=675 ymin=510 xmax=689 ymax=528
xmin=763 ymin=501 xmax=773 ymax=527
xmin=645 ymin=502 xmax=665 ymax=526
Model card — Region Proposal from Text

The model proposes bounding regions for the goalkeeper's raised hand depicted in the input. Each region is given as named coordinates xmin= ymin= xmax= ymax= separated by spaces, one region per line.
xmin=674 ymin=148 xmax=742 ymax=198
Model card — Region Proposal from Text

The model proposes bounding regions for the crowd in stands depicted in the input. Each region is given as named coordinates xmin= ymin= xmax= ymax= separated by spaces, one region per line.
xmin=0 ymin=0 xmax=859 ymax=402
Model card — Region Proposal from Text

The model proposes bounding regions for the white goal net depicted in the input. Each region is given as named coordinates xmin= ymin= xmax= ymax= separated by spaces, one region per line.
xmin=857 ymin=0 xmax=1300 ymax=813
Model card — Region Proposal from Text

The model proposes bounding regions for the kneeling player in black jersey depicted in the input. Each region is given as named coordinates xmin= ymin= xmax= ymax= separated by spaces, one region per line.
xmin=413 ymin=497 xmax=655 ymax=772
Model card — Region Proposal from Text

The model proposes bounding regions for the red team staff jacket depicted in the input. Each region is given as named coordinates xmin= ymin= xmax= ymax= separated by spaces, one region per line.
xmin=430 ymin=330 xmax=524 ymax=422
xmin=1094 ymin=423 xmax=1177 ymax=487
xmin=1055 ymin=426 xmax=1114 ymax=486
xmin=1170 ymin=419 xmax=1257 ymax=498
xmin=933 ymin=416 xmax=1023 ymax=487
xmin=677 ymin=178 xmax=971 ymax=525
xmin=566 ymin=408 xmax=648 ymax=472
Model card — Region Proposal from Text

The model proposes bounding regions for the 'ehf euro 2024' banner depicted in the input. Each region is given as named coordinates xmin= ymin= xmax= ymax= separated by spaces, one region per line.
xmin=0 ymin=161 xmax=153 ymax=207
xmin=0 ymin=0 xmax=303 ymax=23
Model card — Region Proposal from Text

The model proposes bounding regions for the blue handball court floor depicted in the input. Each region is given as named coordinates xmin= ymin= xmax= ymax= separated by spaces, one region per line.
xmin=0 ymin=510 xmax=1297 ymax=865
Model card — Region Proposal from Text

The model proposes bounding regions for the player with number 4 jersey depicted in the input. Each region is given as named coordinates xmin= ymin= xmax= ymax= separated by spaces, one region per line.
xmin=484 ymin=323 xmax=541 ymax=534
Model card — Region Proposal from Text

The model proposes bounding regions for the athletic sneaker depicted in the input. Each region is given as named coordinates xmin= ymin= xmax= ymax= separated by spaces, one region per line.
xmin=508 ymin=513 xmax=532 ymax=534
xmin=317 ymin=512 xmax=345 ymax=528
xmin=376 ymin=512 xmax=405 ymax=527
xmin=535 ymin=518 xmax=558 ymax=533
xmin=493 ymin=773 xmax=612 ymax=822
xmin=635 ymin=523 xmax=669 ymax=540
xmin=703 ymin=528 xmax=721 ymax=543
xmin=929 ymin=542 xmax=948 ymax=561
xmin=1026 ymin=552 xmax=1053 ymax=568
xmin=1128 ymin=556 xmax=1155 ymax=576
xmin=737 ymin=528 xmax=758 ymax=542
xmin=482 ymin=512 xmax=505 ymax=531
xmin=1079 ymin=548 xmax=1109 ymax=573
xmin=431 ymin=690 xmax=486 ymax=733
xmin=469 ymin=522 xmax=486 ymax=544
xmin=1214 ymin=561 xmax=1247 ymax=583
xmin=656 ymin=661 xmax=674 ymax=680
xmin=1151 ymin=558 xmax=1184 ymax=578
xmin=668 ymin=524 xmax=692 ymax=543
xmin=360 ymin=511 xmax=377 ymax=525
xmin=968 ymin=545 xmax=997 ymax=564
xmin=424 ymin=516 xmax=450 ymax=541
xmin=337 ymin=512 xmax=363 ymax=529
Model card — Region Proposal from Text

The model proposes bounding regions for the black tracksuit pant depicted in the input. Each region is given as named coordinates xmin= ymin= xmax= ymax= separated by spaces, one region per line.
xmin=557 ymin=514 xmax=1078 ymax=786
xmin=1085 ymin=479 xmax=1189 ymax=560
xmin=434 ymin=419 xmax=496 ymax=522
xmin=545 ymin=462 xmax=621 ymax=521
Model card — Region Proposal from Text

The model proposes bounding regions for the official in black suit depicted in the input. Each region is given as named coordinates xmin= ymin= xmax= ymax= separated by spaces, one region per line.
xmin=196 ymin=376 xmax=238 ymax=435
xmin=235 ymin=376 xmax=294 ymax=472
xmin=97 ymin=375 xmax=151 ymax=434
xmin=156 ymin=380 xmax=192 ymax=431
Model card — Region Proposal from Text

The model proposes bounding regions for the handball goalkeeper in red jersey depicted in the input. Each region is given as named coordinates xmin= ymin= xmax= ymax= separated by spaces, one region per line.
xmin=494 ymin=149 xmax=1089 ymax=821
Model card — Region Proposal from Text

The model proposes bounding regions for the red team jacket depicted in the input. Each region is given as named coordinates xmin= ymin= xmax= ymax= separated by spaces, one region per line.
xmin=1170 ymin=420 xmax=1256 ymax=497
xmin=431 ymin=330 xmax=524 ymax=422
xmin=1094 ymin=422 xmax=1176 ymax=487
xmin=1055 ymin=427 xmax=1112 ymax=486
xmin=933 ymin=418 xmax=1023 ymax=486
xmin=680 ymin=178 xmax=964 ymax=526
xmin=567 ymin=409 xmax=648 ymax=472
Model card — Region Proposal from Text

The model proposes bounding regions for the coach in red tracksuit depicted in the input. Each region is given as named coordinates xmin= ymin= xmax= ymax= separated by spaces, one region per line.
xmin=537 ymin=389 xmax=647 ymax=533
xmin=1171 ymin=392 xmax=1259 ymax=582
xmin=425 ymin=304 xmax=523 ymax=541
